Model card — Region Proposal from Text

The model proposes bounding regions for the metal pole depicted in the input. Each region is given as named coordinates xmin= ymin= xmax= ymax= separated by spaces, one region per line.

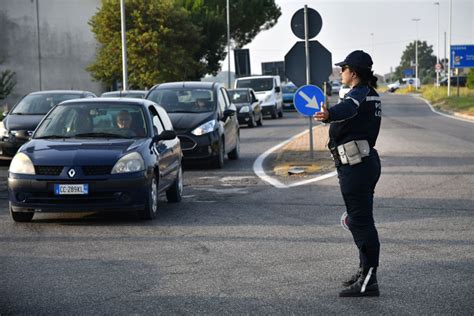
xmin=447 ymin=0 xmax=452 ymax=96
xmin=412 ymin=18 xmax=420 ymax=91
xmin=435 ymin=2 xmax=440 ymax=87
xmin=120 ymin=0 xmax=128 ymax=91
xmin=304 ymin=5 xmax=314 ymax=159
xmin=35 ymin=0 xmax=42 ymax=90
xmin=227 ymin=0 xmax=231 ymax=88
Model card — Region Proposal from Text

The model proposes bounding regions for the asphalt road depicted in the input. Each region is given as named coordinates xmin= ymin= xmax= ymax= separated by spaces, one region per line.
xmin=0 ymin=93 xmax=473 ymax=315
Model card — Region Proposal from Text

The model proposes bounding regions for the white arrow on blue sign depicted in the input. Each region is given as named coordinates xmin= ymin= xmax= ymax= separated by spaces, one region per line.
xmin=293 ymin=84 xmax=325 ymax=117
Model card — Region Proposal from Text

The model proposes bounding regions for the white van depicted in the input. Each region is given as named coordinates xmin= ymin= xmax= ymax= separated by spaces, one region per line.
xmin=234 ymin=75 xmax=283 ymax=119
xmin=387 ymin=77 xmax=421 ymax=92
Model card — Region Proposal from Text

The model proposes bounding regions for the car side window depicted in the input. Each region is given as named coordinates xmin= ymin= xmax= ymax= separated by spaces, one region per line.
xmin=154 ymin=106 xmax=174 ymax=130
xmin=217 ymin=89 xmax=226 ymax=112
xmin=150 ymin=110 xmax=164 ymax=136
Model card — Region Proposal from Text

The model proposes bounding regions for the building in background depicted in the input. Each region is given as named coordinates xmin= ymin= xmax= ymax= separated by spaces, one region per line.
xmin=0 ymin=0 xmax=102 ymax=108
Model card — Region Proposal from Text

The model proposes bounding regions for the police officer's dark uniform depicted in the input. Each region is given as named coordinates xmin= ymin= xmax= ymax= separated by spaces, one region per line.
xmin=318 ymin=50 xmax=382 ymax=297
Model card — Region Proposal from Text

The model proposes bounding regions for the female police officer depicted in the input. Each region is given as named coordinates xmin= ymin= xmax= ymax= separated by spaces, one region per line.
xmin=315 ymin=50 xmax=382 ymax=297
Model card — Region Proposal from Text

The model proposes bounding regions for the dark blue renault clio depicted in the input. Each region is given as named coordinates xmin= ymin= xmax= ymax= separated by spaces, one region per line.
xmin=8 ymin=98 xmax=183 ymax=222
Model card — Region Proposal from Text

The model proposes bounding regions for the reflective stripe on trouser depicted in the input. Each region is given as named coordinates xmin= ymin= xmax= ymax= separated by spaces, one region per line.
xmin=337 ymin=149 xmax=381 ymax=268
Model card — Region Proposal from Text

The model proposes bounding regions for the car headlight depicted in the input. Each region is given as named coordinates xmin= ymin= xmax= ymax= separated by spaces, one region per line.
xmin=111 ymin=152 xmax=145 ymax=174
xmin=239 ymin=106 xmax=250 ymax=113
xmin=191 ymin=119 xmax=217 ymax=136
xmin=9 ymin=153 xmax=35 ymax=175
xmin=265 ymin=94 xmax=272 ymax=102
xmin=0 ymin=121 xmax=9 ymax=137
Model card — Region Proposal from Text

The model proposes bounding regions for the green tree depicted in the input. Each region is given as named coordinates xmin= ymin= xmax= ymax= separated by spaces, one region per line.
xmin=88 ymin=0 xmax=281 ymax=88
xmin=394 ymin=41 xmax=437 ymax=84
xmin=0 ymin=60 xmax=16 ymax=100
xmin=467 ymin=68 xmax=474 ymax=89
xmin=181 ymin=0 xmax=281 ymax=77
xmin=88 ymin=0 xmax=203 ymax=88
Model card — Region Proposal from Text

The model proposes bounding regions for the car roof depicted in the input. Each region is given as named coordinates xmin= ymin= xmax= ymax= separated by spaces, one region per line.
xmin=28 ymin=90 xmax=94 ymax=95
xmin=228 ymin=88 xmax=251 ymax=92
xmin=236 ymin=75 xmax=275 ymax=80
xmin=150 ymin=81 xmax=220 ymax=90
xmin=59 ymin=97 xmax=157 ymax=108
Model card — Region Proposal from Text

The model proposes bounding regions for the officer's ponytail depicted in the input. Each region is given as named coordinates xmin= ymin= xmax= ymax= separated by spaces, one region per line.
xmin=352 ymin=67 xmax=378 ymax=89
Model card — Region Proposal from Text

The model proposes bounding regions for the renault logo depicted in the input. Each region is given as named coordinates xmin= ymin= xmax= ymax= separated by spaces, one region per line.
xmin=68 ymin=168 xmax=76 ymax=178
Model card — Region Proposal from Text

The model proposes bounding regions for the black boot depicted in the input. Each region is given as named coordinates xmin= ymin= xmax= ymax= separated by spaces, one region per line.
xmin=339 ymin=267 xmax=379 ymax=297
xmin=342 ymin=267 xmax=362 ymax=287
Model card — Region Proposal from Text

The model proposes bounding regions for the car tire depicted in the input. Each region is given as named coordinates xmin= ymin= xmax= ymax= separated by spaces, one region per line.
xmin=228 ymin=134 xmax=240 ymax=160
xmin=257 ymin=114 xmax=263 ymax=126
xmin=139 ymin=175 xmax=158 ymax=220
xmin=166 ymin=165 xmax=183 ymax=203
xmin=248 ymin=114 xmax=256 ymax=128
xmin=10 ymin=202 xmax=34 ymax=222
xmin=211 ymin=139 xmax=225 ymax=168
xmin=271 ymin=105 xmax=277 ymax=119
xmin=278 ymin=107 xmax=283 ymax=118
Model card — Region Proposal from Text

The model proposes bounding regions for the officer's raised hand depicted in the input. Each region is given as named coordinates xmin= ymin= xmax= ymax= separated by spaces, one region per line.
xmin=314 ymin=102 xmax=329 ymax=121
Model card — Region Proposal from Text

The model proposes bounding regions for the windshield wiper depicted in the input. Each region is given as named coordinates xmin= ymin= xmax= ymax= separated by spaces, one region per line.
xmin=74 ymin=132 xmax=129 ymax=138
xmin=35 ymin=135 xmax=71 ymax=139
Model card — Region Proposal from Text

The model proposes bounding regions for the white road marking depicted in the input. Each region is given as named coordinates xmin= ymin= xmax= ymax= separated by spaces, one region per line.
xmin=417 ymin=95 xmax=474 ymax=123
xmin=253 ymin=128 xmax=337 ymax=189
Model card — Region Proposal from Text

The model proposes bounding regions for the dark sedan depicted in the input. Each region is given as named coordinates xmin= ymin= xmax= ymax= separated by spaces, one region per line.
xmin=146 ymin=82 xmax=240 ymax=168
xmin=227 ymin=88 xmax=263 ymax=127
xmin=0 ymin=90 xmax=97 ymax=159
xmin=8 ymin=98 xmax=183 ymax=222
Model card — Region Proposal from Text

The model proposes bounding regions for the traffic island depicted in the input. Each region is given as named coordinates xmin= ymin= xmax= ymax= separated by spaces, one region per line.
xmin=272 ymin=124 xmax=335 ymax=177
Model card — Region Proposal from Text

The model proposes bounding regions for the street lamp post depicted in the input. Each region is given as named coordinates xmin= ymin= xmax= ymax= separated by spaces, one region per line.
xmin=412 ymin=18 xmax=420 ymax=90
xmin=435 ymin=2 xmax=440 ymax=87
xmin=120 ymin=0 xmax=128 ymax=91
xmin=370 ymin=33 xmax=374 ymax=56
xmin=227 ymin=0 xmax=231 ymax=88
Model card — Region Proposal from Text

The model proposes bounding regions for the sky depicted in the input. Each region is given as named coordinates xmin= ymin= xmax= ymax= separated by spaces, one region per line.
xmin=222 ymin=0 xmax=474 ymax=78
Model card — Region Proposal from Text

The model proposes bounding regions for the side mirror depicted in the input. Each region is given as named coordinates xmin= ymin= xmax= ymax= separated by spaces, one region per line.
xmin=152 ymin=130 xmax=176 ymax=144
xmin=275 ymin=86 xmax=281 ymax=93
xmin=223 ymin=108 xmax=236 ymax=118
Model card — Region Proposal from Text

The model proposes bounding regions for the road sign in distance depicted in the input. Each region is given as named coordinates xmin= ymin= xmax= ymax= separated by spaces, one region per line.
xmin=291 ymin=8 xmax=322 ymax=40
xmin=451 ymin=45 xmax=474 ymax=68
xmin=293 ymin=85 xmax=325 ymax=117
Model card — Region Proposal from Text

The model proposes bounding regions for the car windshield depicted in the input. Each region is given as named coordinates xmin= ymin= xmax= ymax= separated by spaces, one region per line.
xmin=147 ymin=88 xmax=215 ymax=113
xmin=34 ymin=103 xmax=148 ymax=139
xmin=228 ymin=90 xmax=250 ymax=103
xmin=282 ymin=85 xmax=297 ymax=93
xmin=236 ymin=78 xmax=274 ymax=92
xmin=12 ymin=93 xmax=82 ymax=115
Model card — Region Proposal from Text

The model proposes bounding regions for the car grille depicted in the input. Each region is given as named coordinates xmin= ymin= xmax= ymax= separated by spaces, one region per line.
xmin=177 ymin=135 xmax=196 ymax=150
xmin=34 ymin=165 xmax=113 ymax=176
xmin=35 ymin=166 xmax=63 ymax=176
xmin=82 ymin=165 xmax=113 ymax=176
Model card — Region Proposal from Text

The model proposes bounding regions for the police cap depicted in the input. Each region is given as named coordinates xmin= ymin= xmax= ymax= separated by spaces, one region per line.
xmin=335 ymin=50 xmax=373 ymax=69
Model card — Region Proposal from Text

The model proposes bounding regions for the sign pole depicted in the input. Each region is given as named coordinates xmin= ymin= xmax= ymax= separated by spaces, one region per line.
xmin=304 ymin=5 xmax=314 ymax=159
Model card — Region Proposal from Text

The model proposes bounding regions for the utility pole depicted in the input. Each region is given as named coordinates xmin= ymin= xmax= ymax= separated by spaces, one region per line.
xmin=435 ymin=2 xmax=440 ymax=87
xmin=120 ymin=0 xmax=128 ymax=91
xmin=227 ymin=0 xmax=231 ymax=88
xmin=412 ymin=18 xmax=420 ymax=90
xmin=448 ymin=0 xmax=452 ymax=96
xmin=35 ymin=0 xmax=42 ymax=90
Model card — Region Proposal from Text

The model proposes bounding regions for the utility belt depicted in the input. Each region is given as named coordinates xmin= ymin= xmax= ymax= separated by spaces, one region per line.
xmin=330 ymin=140 xmax=371 ymax=167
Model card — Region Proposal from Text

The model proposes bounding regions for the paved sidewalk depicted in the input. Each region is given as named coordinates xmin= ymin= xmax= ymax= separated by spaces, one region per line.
xmin=272 ymin=123 xmax=334 ymax=177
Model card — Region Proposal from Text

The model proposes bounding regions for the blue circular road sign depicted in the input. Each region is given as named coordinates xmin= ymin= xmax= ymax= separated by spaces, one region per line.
xmin=408 ymin=79 xmax=414 ymax=84
xmin=293 ymin=85 xmax=325 ymax=117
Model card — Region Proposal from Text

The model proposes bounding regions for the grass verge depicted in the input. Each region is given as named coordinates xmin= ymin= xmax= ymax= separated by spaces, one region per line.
xmin=395 ymin=86 xmax=474 ymax=116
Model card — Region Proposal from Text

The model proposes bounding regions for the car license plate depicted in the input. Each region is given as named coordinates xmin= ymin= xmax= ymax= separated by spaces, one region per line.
xmin=54 ymin=184 xmax=89 ymax=195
